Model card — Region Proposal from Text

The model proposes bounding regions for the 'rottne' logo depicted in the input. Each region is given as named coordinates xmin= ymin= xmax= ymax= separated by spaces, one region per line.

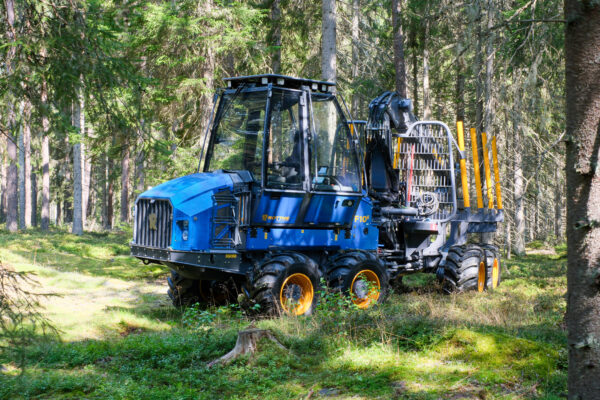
xmin=148 ymin=213 xmax=158 ymax=230
xmin=262 ymin=214 xmax=290 ymax=222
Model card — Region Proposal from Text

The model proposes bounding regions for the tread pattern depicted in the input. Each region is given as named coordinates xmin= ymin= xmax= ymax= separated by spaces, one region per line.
xmin=326 ymin=251 xmax=389 ymax=304
xmin=326 ymin=251 xmax=373 ymax=291
xmin=249 ymin=252 xmax=319 ymax=315
xmin=442 ymin=244 xmax=485 ymax=293
xmin=167 ymin=270 xmax=201 ymax=306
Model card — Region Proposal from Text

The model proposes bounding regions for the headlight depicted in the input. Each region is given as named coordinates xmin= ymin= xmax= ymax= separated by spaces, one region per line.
xmin=182 ymin=230 xmax=189 ymax=241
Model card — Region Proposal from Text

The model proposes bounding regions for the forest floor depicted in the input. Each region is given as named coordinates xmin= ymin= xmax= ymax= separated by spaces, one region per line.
xmin=0 ymin=229 xmax=566 ymax=399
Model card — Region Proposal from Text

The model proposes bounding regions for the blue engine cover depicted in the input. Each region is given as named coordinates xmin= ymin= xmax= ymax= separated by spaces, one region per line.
xmin=138 ymin=172 xmax=234 ymax=251
xmin=137 ymin=172 xmax=379 ymax=253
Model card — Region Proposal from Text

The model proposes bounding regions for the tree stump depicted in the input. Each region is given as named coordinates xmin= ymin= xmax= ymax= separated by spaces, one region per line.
xmin=207 ymin=328 xmax=286 ymax=368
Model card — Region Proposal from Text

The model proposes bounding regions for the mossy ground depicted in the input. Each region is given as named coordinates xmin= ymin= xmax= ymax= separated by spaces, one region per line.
xmin=0 ymin=229 xmax=566 ymax=399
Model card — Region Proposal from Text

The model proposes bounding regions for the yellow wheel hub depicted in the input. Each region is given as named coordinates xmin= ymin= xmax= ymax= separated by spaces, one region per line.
xmin=477 ymin=261 xmax=486 ymax=292
xmin=280 ymin=273 xmax=314 ymax=315
xmin=351 ymin=270 xmax=381 ymax=309
xmin=491 ymin=258 xmax=499 ymax=289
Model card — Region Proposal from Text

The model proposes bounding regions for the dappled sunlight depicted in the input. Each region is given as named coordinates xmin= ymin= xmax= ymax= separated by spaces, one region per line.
xmin=1 ymin=231 xmax=567 ymax=398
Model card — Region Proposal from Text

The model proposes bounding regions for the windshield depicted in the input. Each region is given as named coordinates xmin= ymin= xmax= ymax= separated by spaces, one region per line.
xmin=205 ymin=90 xmax=267 ymax=180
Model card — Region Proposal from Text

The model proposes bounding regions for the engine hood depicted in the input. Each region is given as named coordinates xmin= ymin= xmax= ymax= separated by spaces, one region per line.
xmin=139 ymin=172 xmax=234 ymax=214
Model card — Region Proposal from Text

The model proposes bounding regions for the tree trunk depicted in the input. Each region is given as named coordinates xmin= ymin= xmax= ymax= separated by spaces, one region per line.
xmin=351 ymin=0 xmax=360 ymax=116
xmin=102 ymin=151 xmax=110 ymax=230
xmin=270 ymin=0 xmax=281 ymax=74
xmin=321 ymin=0 xmax=336 ymax=84
xmin=120 ymin=142 xmax=130 ymax=223
xmin=18 ymin=102 xmax=25 ymax=229
xmin=392 ymin=0 xmax=407 ymax=98
xmin=513 ymin=86 xmax=525 ymax=255
xmin=135 ymin=141 xmax=145 ymax=195
xmin=72 ymin=85 xmax=85 ymax=235
xmin=411 ymin=30 xmax=419 ymax=117
xmin=1 ymin=145 xmax=6 ymax=223
xmin=554 ymin=167 xmax=563 ymax=241
xmin=4 ymin=0 xmax=18 ymax=233
xmin=564 ymin=1 xmax=600 ymax=398
xmin=474 ymin=1 xmax=484 ymax=133
xmin=41 ymin=79 xmax=51 ymax=231
xmin=456 ymin=56 xmax=466 ymax=122
xmin=82 ymin=126 xmax=92 ymax=226
xmin=421 ymin=7 xmax=431 ymax=119
xmin=31 ymin=173 xmax=37 ymax=227
xmin=483 ymin=0 xmax=494 ymax=133
xmin=18 ymin=99 xmax=32 ymax=229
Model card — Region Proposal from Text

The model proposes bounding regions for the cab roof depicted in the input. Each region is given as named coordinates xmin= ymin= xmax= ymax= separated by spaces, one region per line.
xmin=223 ymin=74 xmax=335 ymax=93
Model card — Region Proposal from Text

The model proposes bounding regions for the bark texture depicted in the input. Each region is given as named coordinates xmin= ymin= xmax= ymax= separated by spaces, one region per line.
xmin=351 ymin=0 xmax=360 ymax=116
xmin=392 ymin=0 xmax=407 ymax=98
xmin=513 ymin=86 xmax=526 ymax=255
xmin=72 ymin=87 xmax=85 ymax=235
xmin=564 ymin=1 xmax=600 ymax=398
xmin=4 ymin=0 xmax=18 ymax=232
xmin=422 ymin=7 xmax=431 ymax=119
xmin=270 ymin=0 xmax=281 ymax=74
xmin=18 ymin=99 xmax=32 ymax=229
xmin=321 ymin=0 xmax=336 ymax=84
xmin=120 ymin=142 xmax=130 ymax=223
xmin=41 ymin=79 xmax=51 ymax=231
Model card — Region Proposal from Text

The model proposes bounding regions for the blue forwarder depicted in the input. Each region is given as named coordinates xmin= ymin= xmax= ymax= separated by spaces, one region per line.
xmin=131 ymin=74 xmax=504 ymax=315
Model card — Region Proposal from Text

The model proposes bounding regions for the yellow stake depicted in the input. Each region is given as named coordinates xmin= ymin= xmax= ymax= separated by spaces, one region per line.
xmin=481 ymin=132 xmax=494 ymax=209
xmin=470 ymin=128 xmax=484 ymax=209
xmin=393 ymin=137 xmax=402 ymax=169
xmin=456 ymin=121 xmax=470 ymax=208
xmin=491 ymin=136 xmax=503 ymax=209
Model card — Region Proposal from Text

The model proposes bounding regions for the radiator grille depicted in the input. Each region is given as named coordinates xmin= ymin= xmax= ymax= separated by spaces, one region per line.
xmin=134 ymin=199 xmax=173 ymax=248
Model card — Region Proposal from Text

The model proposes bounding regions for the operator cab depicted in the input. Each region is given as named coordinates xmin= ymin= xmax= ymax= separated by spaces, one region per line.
xmin=203 ymin=74 xmax=364 ymax=230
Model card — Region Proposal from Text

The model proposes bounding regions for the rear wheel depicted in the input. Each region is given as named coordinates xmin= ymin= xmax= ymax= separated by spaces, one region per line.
xmin=441 ymin=245 xmax=486 ymax=293
xmin=248 ymin=253 xmax=320 ymax=316
xmin=327 ymin=251 xmax=389 ymax=309
xmin=481 ymin=244 xmax=502 ymax=290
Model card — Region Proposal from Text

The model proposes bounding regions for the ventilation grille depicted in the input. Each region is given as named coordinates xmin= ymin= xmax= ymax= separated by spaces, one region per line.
xmin=134 ymin=199 xmax=173 ymax=248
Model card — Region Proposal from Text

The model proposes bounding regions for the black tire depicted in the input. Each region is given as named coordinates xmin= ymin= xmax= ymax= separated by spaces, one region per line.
xmin=167 ymin=270 xmax=202 ymax=307
xmin=481 ymin=244 xmax=502 ymax=290
xmin=199 ymin=279 xmax=241 ymax=306
xmin=327 ymin=251 xmax=389 ymax=308
xmin=441 ymin=245 xmax=487 ymax=294
xmin=248 ymin=252 xmax=320 ymax=316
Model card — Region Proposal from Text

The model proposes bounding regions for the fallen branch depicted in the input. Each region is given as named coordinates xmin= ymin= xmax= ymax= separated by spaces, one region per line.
xmin=207 ymin=328 xmax=287 ymax=368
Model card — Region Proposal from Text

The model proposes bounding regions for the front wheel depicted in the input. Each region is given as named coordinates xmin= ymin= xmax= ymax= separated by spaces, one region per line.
xmin=248 ymin=253 xmax=321 ymax=316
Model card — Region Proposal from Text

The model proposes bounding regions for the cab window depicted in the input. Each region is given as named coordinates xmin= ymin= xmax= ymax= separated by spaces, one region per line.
xmin=266 ymin=90 xmax=303 ymax=189
xmin=310 ymin=94 xmax=361 ymax=192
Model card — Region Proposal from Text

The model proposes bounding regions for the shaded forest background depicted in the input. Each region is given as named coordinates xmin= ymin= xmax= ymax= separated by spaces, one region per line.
xmin=1 ymin=0 xmax=565 ymax=255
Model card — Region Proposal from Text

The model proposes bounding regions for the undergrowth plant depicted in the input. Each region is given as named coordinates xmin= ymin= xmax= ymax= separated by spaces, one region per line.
xmin=0 ymin=263 xmax=57 ymax=376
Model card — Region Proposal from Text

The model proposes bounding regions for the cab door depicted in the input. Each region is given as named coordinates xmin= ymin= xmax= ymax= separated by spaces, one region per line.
xmin=304 ymin=93 xmax=362 ymax=228
xmin=251 ymin=88 xmax=310 ymax=227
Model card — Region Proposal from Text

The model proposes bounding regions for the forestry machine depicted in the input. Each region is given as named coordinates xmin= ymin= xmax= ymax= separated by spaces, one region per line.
xmin=131 ymin=74 xmax=504 ymax=315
